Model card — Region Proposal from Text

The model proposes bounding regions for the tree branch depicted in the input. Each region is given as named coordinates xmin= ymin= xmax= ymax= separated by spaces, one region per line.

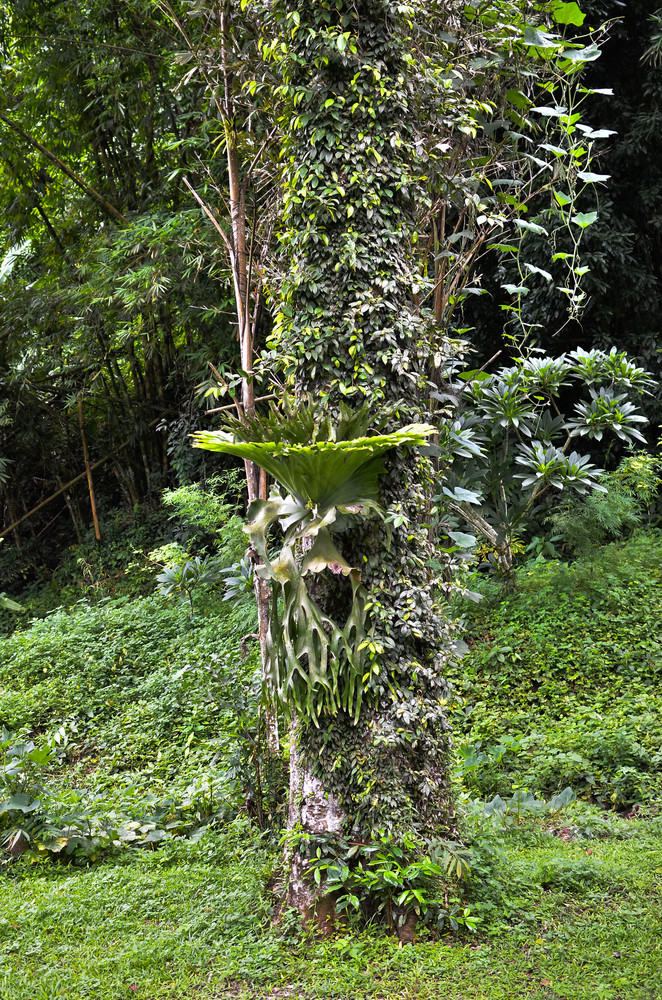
xmin=0 ymin=110 xmax=126 ymax=222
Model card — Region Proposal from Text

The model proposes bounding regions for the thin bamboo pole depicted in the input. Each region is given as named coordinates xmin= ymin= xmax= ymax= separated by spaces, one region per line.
xmin=0 ymin=111 xmax=126 ymax=222
xmin=78 ymin=393 xmax=102 ymax=541
xmin=0 ymin=413 xmax=168 ymax=540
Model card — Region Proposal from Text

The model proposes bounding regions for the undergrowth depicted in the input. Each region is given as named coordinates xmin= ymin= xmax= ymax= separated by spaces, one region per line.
xmin=448 ymin=532 xmax=662 ymax=809
xmin=0 ymin=531 xmax=660 ymax=998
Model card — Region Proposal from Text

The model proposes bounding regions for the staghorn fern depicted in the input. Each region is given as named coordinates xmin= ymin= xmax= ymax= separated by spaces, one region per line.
xmin=193 ymin=423 xmax=435 ymax=515
xmin=193 ymin=403 xmax=435 ymax=722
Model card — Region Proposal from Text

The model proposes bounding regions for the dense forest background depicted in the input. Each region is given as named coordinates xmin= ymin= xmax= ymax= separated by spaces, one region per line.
xmin=1 ymin=0 xmax=660 ymax=586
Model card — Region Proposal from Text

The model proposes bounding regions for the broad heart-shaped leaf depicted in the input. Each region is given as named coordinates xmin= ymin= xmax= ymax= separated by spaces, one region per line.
xmin=192 ymin=424 xmax=435 ymax=512
xmin=446 ymin=531 xmax=476 ymax=549
xmin=443 ymin=485 xmax=483 ymax=505
xmin=571 ymin=211 xmax=598 ymax=228
xmin=560 ymin=42 xmax=601 ymax=63
xmin=523 ymin=24 xmax=560 ymax=48
xmin=551 ymin=1 xmax=586 ymax=26
xmin=483 ymin=795 xmax=507 ymax=817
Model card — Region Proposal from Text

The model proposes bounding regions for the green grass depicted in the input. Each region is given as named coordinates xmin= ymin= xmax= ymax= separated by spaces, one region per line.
xmin=1 ymin=825 xmax=660 ymax=999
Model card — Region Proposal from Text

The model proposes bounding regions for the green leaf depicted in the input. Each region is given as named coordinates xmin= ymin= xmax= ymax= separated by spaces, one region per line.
xmin=514 ymin=219 xmax=549 ymax=235
xmin=447 ymin=531 xmax=477 ymax=548
xmin=456 ymin=369 xmax=491 ymax=382
xmin=0 ymin=793 xmax=40 ymax=814
xmin=505 ymin=88 xmax=531 ymax=109
xmin=28 ymin=746 xmax=53 ymax=765
xmin=193 ymin=423 xmax=435 ymax=513
xmin=551 ymin=2 xmax=586 ymax=26
xmin=532 ymin=106 xmax=567 ymax=118
xmin=575 ymin=126 xmax=616 ymax=138
xmin=571 ymin=211 xmax=598 ymax=228
xmin=577 ymin=171 xmax=610 ymax=183
xmin=442 ymin=486 xmax=483 ymax=505
xmin=547 ymin=786 xmax=576 ymax=812
xmin=560 ymin=43 xmax=601 ymax=63
xmin=524 ymin=263 xmax=553 ymax=282
xmin=524 ymin=25 xmax=560 ymax=48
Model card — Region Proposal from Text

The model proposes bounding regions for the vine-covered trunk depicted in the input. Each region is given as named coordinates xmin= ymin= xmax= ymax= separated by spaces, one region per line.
xmin=269 ymin=0 xmax=456 ymax=927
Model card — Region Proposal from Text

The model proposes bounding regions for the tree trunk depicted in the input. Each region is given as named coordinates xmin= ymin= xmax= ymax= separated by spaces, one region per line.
xmin=272 ymin=0 xmax=456 ymax=930
xmin=395 ymin=910 xmax=418 ymax=945
xmin=286 ymin=718 xmax=344 ymax=931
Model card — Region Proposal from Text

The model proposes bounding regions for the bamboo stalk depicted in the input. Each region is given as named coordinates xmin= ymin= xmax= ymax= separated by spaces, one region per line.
xmin=0 ymin=110 xmax=126 ymax=222
xmin=204 ymin=393 xmax=278 ymax=415
xmin=78 ymin=393 xmax=102 ymax=541
xmin=0 ymin=413 xmax=168 ymax=539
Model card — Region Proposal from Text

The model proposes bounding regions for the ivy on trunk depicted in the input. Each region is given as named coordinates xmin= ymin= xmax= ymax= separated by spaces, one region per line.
xmin=264 ymin=0 xmax=458 ymax=929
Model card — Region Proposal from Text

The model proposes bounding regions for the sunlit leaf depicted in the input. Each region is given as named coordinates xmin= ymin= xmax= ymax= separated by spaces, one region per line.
xmin=551 ymin=2 xmax=586 ymax=26
xmin=571 ymin=211 xmax=598 ymax=228
xmin=577 ymin=171 xmax=610 ymax=183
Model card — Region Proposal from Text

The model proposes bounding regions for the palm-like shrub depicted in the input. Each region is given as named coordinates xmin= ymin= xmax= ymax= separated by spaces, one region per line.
xmin=436 ymin=347 xmax=653 ymax=577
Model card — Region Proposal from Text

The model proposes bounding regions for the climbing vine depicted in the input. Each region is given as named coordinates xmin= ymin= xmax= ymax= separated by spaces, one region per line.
xmin=260 ymin=0 xmax=462 ymax=841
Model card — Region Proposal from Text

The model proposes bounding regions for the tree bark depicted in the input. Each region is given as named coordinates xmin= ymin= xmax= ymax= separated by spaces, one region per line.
xmin=286 ymin=718 xmax=344 ymax=931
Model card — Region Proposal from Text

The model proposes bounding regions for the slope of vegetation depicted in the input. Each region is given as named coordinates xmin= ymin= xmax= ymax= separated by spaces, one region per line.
xmin=0 ymin=533 xmax=660 ymax=999
xmin=1 ymin=2 xmax=661 ymax=993
xmin=448 ymin=533 xmax=662 ymax=810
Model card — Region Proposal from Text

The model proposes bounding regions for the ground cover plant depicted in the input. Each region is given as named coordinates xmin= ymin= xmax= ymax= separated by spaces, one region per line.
xmin=448 ymin=532 xmax=662 ymax=810
xmin=1 ymin=0 xmax=662 ymax=995
xmin=0 ymin=531 xmax=661 ymax=998
xmin=0 ymin=588 xmax=273 ymax=859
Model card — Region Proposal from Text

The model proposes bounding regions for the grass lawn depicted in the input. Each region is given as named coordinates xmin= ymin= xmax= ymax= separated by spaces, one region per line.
xmin=2 ymin=822 xmax=660 ymax=999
